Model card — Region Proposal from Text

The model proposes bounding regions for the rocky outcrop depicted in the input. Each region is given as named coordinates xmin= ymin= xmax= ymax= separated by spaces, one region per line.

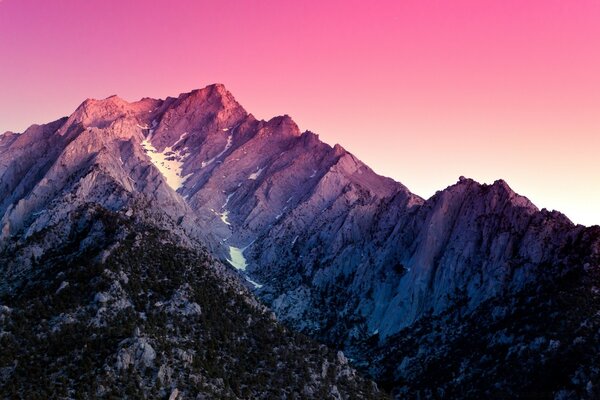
xmin=116 ymin=337 xmax=157 ymax=370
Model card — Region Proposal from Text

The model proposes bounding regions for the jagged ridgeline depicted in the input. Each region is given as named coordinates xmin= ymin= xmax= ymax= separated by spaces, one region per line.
xmin=1 ymin=83 xmax=599 ymax=399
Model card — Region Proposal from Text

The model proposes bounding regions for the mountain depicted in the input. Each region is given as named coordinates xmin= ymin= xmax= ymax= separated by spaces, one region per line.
xmin=1 ymin=83 xmax=599 ymax=399
xmin=0 ymin=90 xmax=384 ymax=399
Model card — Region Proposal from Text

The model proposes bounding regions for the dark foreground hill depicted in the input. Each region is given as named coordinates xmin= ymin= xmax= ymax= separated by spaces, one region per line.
xmin=0 ymin=202 xmax=383 ymax=399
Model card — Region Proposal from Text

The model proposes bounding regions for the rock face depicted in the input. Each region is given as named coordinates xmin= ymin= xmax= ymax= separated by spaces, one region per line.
xmin=1 ymin=83 xmax=599 ymax=398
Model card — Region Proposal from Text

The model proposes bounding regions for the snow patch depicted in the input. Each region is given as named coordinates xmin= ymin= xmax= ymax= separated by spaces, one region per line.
xmin=141 ymin=133 xmax=189 ymax=190
xmin=215 ymin=192 xmax=236 ymax=225
xmin=210 ymin=208 xmax=231 ymax=226
xmin=275 ymin=206 xmax=288 ymax=220
xmin=55 ymin=281 xmax=69 ymax=294
xmin=219 ymin=210 xmax=231 ymax=225
xmin=172 ymin=131 xmax=189 ymax=147
xmin=222 ymin=192 xmax=235 ymax=208
xmin=248 ymin=167 xmax=264 ymax=180
xmin=245 ymin=277 xmax=263 ymax=289
xmin=201 ymin=134 xmax=233 ymax=168
xmin=227 ymin=246 xmax=247 ymax=271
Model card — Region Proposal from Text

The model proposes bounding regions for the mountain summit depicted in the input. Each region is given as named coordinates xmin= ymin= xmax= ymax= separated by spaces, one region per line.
xmin=1 ymin=83 xmax=599 ymax=399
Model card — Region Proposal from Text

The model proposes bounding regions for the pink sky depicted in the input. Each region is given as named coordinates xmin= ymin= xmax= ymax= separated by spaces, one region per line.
xmin=1 ymin=0 xmax=599 ymax=225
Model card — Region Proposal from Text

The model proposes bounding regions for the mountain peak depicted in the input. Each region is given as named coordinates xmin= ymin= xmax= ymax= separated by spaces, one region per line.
xmin=454 ymin=176 xmax=511 ymax=192
xmin=170 ymin=84 xmax=248 ymax=124
xmin=489 ymin=178 xmax=537 ymax=211
xmin=185 ymin=83 xmax=240 ymax=108
xmin=264 ymin=114 xmax=301 ymax=137
xmin=79 ymin=94 xmax=129 ymax=109
xmin=206 ymin=82 xmax=229 ymax=94
xmin=69 ymin=95 xmax=132 ymax=129
xmin=332 ymin=143 xmax=346 ymax=156
xmin=491 ymin=178 xmax=511 ymax=190
xmin=449 ymin=176 xmax=538 ymax=212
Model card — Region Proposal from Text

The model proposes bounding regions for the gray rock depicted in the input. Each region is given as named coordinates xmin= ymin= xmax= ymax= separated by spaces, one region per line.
xmin=116 ymin=338 xmax=156 ymax=371
xmin=94 ymin=292 xmax=111 ymax=303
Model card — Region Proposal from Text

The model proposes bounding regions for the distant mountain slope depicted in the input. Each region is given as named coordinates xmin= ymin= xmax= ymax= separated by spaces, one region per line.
xmin=364 ymin=232 xmax=600 ymax=398
xmin=1 ymin=83 xmax=599 ymax=398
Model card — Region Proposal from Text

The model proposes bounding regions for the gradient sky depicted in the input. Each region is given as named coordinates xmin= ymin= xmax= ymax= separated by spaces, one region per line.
xmin=1 ymin=0 xmax=599 ymax=226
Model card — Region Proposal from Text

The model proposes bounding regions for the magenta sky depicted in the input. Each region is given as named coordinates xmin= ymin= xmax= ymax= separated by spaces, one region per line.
xmin=1 ymin=0 xmax=599 ymax=225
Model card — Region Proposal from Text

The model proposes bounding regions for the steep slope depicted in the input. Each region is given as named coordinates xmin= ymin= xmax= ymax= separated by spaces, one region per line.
xmin=146 ymin=89 xmax=596 ymax=318
xmin=364 ymin=229 xmax=600 ymax=398
xmin=145 ymin=85 xmax=600 ymax=398
xmin=0 ymin=93 xmax=385 ymax=399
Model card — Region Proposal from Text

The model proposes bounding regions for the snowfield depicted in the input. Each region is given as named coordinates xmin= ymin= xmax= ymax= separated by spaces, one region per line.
xmin=248 ymin=167 xmax=264 ymax=180
xmin=227 ymin=246 xmax=247 ymax=271
xmin=141 ymin=135 xmax=190 ymax=190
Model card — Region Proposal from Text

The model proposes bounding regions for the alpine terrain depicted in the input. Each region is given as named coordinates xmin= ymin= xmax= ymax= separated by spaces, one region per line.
xmin=1 ymin=83 xmax=599 ymax=399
